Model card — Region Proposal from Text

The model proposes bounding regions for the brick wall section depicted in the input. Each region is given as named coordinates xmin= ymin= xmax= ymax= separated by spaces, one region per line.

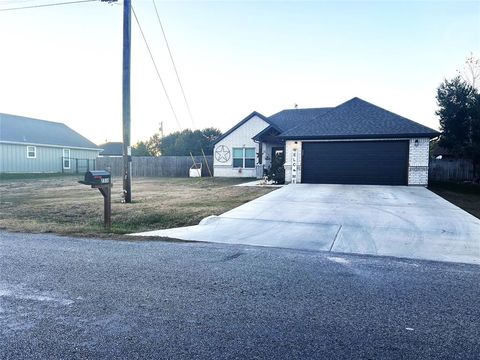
xmin=285 ymin=140 xmax=302 ymax=183
xmin=408 ymin=138 xmax=430 ymax=186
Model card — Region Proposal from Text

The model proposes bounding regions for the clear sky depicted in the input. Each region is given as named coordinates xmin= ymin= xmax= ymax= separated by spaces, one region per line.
xmin=0 ymin=0 xmax=479 ymax=145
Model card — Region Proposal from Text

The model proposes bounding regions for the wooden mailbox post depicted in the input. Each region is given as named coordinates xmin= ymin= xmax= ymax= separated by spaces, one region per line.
xmin=79 ymin=170 xmax=112 ymax=229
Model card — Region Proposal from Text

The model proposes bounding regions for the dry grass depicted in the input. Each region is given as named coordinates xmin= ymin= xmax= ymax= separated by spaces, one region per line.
xmin=428 ymin=181 xmax=480 ymax=219
xmin=0 ymin=176 xmax=274 ymax=236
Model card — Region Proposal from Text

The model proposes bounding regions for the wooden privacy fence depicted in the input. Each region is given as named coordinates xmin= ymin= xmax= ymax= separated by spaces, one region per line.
xmin=96 ymin=156 xmax=213 ymax=178
xmin=429 ymin=159 xmax=474 ymax=182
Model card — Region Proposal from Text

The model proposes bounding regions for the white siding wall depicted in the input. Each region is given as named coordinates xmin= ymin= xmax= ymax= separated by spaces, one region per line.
xmin=284 ymin=138 xmax=431 ymax=186
xmin=0 ymin=143 xmax=100 ymax=173
xmin=213 ymin=115 xmax=270 ymax=178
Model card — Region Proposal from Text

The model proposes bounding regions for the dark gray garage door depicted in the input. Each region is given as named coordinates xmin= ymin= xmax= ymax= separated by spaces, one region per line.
xmin=302 ymin=141 xmax=409 ymax=185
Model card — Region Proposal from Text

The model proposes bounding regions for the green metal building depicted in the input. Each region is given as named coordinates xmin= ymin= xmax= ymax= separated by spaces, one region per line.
xmin=0 ymin=113 xmax=101 ymax=174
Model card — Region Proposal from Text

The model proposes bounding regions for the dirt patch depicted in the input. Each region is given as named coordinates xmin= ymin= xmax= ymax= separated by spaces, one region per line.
xmin=0 ymin=176 xmax=274 ymax=236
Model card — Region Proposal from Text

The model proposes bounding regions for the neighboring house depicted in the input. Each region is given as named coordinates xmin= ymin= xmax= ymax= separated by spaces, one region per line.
xmin=0 ymin=113 xmax=101 ymax=173
xmin=98 ymin=142 xmax=123 ymax=157
xmin=213 ymin=97 xmax=440 ymax=186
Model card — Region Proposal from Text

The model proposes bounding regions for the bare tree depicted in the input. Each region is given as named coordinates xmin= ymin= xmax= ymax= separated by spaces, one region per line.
xmin=458 ymin=53 xmax=480 ymax=89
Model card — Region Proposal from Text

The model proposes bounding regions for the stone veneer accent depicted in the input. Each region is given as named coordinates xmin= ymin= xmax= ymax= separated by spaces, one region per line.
xmin=284 ymin=140 xmax=302 ymax=183
xmin=408 ymin=138 xmax=430 ymax=186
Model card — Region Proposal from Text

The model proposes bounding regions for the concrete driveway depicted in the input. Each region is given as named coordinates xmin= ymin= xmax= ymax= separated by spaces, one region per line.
xmin=134 ymin=184 xmax=480 ymax=264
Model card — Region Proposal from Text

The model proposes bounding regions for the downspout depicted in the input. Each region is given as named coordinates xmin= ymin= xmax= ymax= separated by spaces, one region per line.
xmin=253 ymin=139 xmax=264 ymax=179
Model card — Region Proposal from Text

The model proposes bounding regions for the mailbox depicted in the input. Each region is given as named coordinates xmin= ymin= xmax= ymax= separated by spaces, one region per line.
xmin=78 ymin=170 xmax=112 ymax=229
xmin=80 ymin=170 xmax=111 ymax=186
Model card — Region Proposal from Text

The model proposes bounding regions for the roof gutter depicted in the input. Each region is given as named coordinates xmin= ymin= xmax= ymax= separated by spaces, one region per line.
xmin=279 ymin=132 xmax=441 ymax=140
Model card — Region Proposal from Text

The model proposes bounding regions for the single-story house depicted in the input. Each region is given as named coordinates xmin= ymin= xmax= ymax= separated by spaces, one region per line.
xmin=98 ymin=142 xmax=123 ymax=157
xmin=213 ymin=97 xmax=440 ymax=186
xmin=0 ymin=113 xmax=101 ymax=173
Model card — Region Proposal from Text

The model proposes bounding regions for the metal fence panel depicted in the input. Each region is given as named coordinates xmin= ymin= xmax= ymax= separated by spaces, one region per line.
xmin=62 ymin=158 xmax=96 ymax=174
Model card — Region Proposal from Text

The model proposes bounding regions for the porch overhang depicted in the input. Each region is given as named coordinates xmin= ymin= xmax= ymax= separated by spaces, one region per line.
xmin=252 ymin=125 xmax=285 ymax=145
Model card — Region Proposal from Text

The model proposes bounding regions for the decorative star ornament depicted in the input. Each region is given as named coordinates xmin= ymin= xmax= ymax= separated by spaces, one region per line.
xmin=215 ymin=145 xmax=231 ymax=162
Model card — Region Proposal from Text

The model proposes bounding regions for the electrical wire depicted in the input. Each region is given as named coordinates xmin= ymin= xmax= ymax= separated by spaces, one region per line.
xmin=152 ymin=0 xmax=195 ymax=129
xmin=0 ymin=0 xmax=98 ymax=12
xmin=131 ymin=4 xmax=182 ymax=130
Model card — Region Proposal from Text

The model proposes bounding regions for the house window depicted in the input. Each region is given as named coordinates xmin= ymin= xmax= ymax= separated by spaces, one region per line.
xmin=27 ymin=146 xmax=36 ymax=158
xmin=233 ymin=148 xmax=243 ymax=168
xmin=244 ymin=148 xmax=255 ymax=168
xmin=232 ymin=147 xmax=256 ymax=168
xmin=63 ymin=149 xmax=71 ymax=169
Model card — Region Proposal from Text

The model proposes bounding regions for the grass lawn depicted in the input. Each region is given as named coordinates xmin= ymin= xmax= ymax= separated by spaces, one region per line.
xmin=0 ymin=176 xmax=274 ymax=236
xmin=428 ymin=181 xmax=480 ymax=219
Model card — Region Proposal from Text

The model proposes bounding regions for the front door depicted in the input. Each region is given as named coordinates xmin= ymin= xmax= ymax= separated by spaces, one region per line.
xmin=271 ymin=147 xmax=284 ymax=162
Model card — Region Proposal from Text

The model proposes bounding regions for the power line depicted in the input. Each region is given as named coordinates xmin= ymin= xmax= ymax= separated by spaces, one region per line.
xmin=131 ymin=4 xmax=182 ymax=130
xmin=0 ymin=0 xmax=98 ymax=12
xmin=0 ymin=1 xmax=41 ymax=4
xmin=152 ymin=0 xmax=195 ymax=129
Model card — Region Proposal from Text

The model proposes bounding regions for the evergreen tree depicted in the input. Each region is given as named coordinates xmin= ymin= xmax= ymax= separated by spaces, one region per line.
xmin=131 ymin=141 xmax=151 ymax=156
xmin=436 ymin=76 xmax=480 ymax=179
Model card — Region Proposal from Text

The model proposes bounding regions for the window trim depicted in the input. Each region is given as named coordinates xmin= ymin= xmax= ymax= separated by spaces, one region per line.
xmin=232 ymin=147 xmax=256 ymax=169
xmin=63 ymin=148 xmax=71 ymax=169
xmin=26 ymin=146 xmax=36 ymax=159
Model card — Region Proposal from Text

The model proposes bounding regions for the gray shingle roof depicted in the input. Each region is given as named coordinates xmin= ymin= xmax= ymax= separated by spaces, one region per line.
xmin=268 ymin=108 xmax=333 ymax=132
xmin=99 ymin=142 xmax=123 ymax=156
xmin=214 ymin=108 xmax=335 ymax=144
xmin=213 ymin=111 xmax=281 ymax=144
xmin=279 ymin=98 xmax=440 ymax=139
xmin=0 ymin=113 xmax=99 ymax=149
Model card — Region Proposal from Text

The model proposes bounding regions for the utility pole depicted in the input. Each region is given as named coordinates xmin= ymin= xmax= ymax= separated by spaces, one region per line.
xmin=159 ymin=121 xmax=164 ymax=138
xmin=122 ymin=0 xmax=132 ymax=203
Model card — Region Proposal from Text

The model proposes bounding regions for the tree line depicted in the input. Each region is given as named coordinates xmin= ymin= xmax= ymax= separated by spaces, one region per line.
xmin=132 ymin=128 xmax=222 ymax=156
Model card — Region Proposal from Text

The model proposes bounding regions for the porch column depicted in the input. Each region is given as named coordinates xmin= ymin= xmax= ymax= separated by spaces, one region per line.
xmin=258 ymin=142 xmax=263 ymax=164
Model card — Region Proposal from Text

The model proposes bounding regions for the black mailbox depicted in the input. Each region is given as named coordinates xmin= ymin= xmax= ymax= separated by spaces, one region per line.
xmin=80 ymin=170 xmax=111 ymax=186
xmin=78 ymin=170 xmax=112 ymax=229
